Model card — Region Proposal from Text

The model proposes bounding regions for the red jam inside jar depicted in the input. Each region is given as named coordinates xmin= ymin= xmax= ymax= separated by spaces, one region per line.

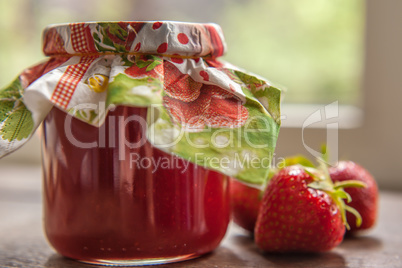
xmin=41 ymin=106 xmax=231 ymax=265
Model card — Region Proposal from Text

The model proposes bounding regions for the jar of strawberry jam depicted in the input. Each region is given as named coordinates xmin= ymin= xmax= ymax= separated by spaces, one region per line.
xmin=0 ymin=21 xmax=281 ymax=265
xmin=42 ymin=105 xmax=231 ymax=265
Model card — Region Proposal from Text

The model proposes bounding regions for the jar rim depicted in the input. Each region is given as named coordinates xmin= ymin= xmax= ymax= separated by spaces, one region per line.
xmin=45 ymin=20 xmax=215 ymax=28
xmin=43 ymin=21 xmax=226 ymax=58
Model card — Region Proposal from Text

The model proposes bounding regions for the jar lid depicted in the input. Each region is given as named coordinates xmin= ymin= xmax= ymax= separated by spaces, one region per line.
xmin=43 ymin=21 xmax=226 ymax=58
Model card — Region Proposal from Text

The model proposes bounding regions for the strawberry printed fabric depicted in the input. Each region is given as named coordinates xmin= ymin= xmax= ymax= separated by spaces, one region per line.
xmin=0 ymin=21 xmax=281 ymax=184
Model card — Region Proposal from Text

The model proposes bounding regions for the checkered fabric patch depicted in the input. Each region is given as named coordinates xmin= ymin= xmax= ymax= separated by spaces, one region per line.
xmin=51 ymin=56 xmax=97 ymax=109
xmin=70 ymin=23 xmax=91 ymax=53
xmin=53 ymin=32 xmax=65 ymax=53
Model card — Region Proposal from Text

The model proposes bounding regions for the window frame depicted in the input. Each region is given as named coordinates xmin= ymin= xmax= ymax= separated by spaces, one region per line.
xmin=275 ymin=0 xmax=402 ymax=190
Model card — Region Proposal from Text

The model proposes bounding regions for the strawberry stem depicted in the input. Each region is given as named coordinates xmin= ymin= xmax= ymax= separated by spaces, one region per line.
xmin=279 ymin=155 xmax=315 ymax=169
xmin=333 ymin=189 xmax=352 ymax=203
xmin=314 ymin=157 xmax=364 ymax=230
xmin=335 ymin=197 xmax=350 ymax=230
xmin=321 ymin=144 xmax=329 ymax=164
xmin=333 ymin=180 xmax=367 ymax=190
xmin=345 ymin=205 xmax=363 ymax=228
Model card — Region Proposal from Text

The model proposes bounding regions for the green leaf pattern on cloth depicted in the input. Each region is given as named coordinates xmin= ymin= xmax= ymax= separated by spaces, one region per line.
xmin=92 ymin=22 xmax=144 ymax=53
xmin=146 ymin=64 xmax=281 ymax=184
xmin=0 ymin=78 xmax=34 ymax=141
xmin=0 ymin=77 xmax=34 ymax=156
xmin=107 ymin=55 xmax=164 ymax=107
xmin=234 ymin=70 xmax=281 ymax=124
xmin=107 ymin=74 xmax=163 ymax=107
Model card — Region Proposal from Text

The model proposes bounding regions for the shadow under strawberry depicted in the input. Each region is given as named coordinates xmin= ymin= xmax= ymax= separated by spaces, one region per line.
xmin=262 ymin=251 xmax=346 ymax=268
xmin=230 ymin=232 xmax=346 ymax=268
xmin=340 ymin=235 xmax=383 ymax=251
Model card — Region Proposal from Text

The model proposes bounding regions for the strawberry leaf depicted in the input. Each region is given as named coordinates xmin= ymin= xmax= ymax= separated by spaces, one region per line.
xmin=304 ymin=166 xmax=325 ymax=182
xmin=308 ymin=180 xmax=333 ymax=191
xmin=321 ymin=144 xmax=329 ymax=163
xmin=279 ymin=155 xmax=315 ymax=168
xmin=333 ymin=189 xmax=352 ymax=203
xmin=345 ymin=205 xmax=363 ymax=228
xmin=333 ymin=180 xmax=367 ymax=190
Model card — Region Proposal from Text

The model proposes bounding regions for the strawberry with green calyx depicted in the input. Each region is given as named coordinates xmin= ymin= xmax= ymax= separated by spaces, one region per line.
xmin=254 ymin=162 xmax=366 ymax=253
xmin=276 ymin=154 xmax=367 ymax=230
xmin=230 ymin=178 xmax=263 ymax=233
xmin=329 ymin=161 xmax=378 ymax=233
xmin=311 ymin=159 xmax=367 ymax=230
xmin=317 ymin=145 xmax=378 ymax=233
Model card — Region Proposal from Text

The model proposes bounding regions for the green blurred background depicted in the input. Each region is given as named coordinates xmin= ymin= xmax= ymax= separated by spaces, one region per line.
xmin=0 ymin=0 xmax=364 ymax=105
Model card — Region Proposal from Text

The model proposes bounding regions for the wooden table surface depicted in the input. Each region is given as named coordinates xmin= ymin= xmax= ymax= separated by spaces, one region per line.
xmin=0 ymin=164 xmax=401 ymax=268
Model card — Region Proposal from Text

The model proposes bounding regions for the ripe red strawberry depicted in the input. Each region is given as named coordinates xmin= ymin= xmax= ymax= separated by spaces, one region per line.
xmin=254 ymin=165 xmax=347 ymax=252
xmin=230 ymin=178 xmax=262 ymax=232
xmin=329 ymin=161 xmax=378 ymax=233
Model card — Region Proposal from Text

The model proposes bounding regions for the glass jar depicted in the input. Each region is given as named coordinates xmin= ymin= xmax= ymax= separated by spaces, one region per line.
xmin=41 ymin=105 xmax=230 ymax=265
xmin=0 ymin=21 xmax=281 ymax=266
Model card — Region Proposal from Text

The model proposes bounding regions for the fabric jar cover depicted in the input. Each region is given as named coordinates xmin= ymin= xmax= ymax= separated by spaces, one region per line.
xmin=0 ymin=21 xmax=281 ymax=185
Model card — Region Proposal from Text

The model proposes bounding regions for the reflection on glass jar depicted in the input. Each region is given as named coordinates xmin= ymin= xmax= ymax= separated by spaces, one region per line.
xmin=41 ymin=106 xmax=231 ymax=266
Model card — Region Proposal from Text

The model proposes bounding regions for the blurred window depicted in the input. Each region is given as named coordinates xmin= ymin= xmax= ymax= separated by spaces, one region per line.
xmin=0 ymin=0 xmax=364 ymax=106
